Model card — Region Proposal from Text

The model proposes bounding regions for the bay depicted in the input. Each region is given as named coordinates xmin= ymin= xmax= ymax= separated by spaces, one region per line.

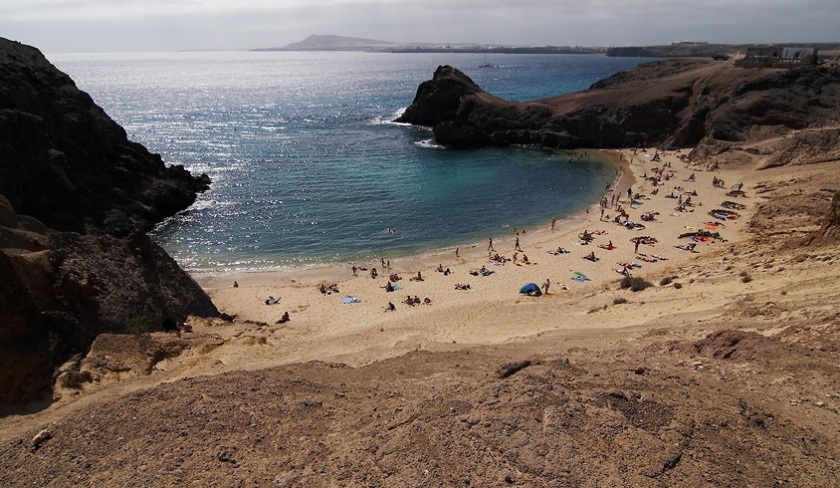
xmin=51 ymin=51 xmax=652 ymax=273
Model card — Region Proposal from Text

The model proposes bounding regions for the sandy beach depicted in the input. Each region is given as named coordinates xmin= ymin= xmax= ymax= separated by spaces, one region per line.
xmin=192 ymin=147 xmax=757 ymax=370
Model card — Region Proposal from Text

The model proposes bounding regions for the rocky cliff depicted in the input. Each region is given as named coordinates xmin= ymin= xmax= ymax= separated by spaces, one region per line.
xmin=0 ymin=38 xmax=220 ymax=406
xmin=0 ymin=38 xmax=209 ymax=237
xmin=397 ymin=60 xmax=840 ymax=164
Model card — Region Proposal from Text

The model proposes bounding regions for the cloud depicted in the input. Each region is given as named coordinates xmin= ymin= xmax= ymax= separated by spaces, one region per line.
xmin=1 ymin=0 xmax=838 ymax=52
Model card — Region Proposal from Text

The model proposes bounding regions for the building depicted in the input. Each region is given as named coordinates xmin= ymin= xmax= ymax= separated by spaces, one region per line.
xmin=736 ymin=45 xmax=819 ymax=68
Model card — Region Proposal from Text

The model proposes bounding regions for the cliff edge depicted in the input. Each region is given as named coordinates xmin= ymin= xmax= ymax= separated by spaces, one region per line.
xmin=0 ymin=38 xmax=209 ymax=237
xmin=0 ymin=38 xmax=220 ymax=406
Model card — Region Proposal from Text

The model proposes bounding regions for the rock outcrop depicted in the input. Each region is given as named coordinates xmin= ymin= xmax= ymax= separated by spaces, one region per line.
xmin=0 ymin=38 xmax=220 ymax=405
xmin=397 ymin=60 xmax=840 ymax=162
xmin=0 ymin=38 xmax=209 ymax=237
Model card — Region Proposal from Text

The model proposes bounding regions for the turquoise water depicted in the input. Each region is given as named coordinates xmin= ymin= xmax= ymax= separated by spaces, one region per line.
xmin=51 ymin=51 xmax=652 ymax=273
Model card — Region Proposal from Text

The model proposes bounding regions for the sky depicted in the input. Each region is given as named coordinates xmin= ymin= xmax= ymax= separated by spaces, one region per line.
xmin=1 ymin=0 xmax=838 ymax=53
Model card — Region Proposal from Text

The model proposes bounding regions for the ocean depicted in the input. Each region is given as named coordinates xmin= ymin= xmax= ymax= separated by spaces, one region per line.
xmin=51 ymin=51 xmax=652 ymax=274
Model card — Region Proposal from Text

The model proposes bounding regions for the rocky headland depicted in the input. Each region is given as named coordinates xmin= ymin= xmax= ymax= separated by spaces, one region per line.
xmin=397 ymin=60 xmax=840 ymax=169
xmin=0 ymin=38 xmax=220 ymax=406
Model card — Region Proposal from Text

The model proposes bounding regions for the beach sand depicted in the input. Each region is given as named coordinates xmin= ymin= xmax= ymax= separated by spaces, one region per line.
xmin=5 ymin=142 xmax=840 ymax=486
xmin=192 ymin=147 xmax=758 ymax=371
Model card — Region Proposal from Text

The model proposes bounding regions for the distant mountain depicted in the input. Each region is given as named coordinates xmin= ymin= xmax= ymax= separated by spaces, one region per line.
xmin=261 ymin=34 xmax=396 ymax=51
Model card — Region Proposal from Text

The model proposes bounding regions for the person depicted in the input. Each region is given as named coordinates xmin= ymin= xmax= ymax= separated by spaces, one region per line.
xmin=278 ymin=312 xmax=290 ymax=324
xmin=444 ymin=267 xmax=451 ymax=276
xmin=232 ymin=281 xmax=239 ymax=288
xmin=411 ymin=271 xmax=423 ymax=281
xmin=514 ymin=237 xmax=522 ymax=251
xmin=522 ymin=254 xmax=530 ymax=263
xmin=388 ymin=302 xmax=396 ymax=312
xmin=370 ymin=267 xmax=378 ymax=279
xmin=383 ymin=281 xmax=394 ymax=292
xmin=351 ymin=265 xmax=357 ymax=276
xmin=488 ymin=237 xmax=494 ymax=251
xmin=542 ymin=279 xmax=551 ymax=295
xmin=512 ymin=252 xmax=518 ymax=263
xmin=551 ymin=218 xmax=556 ymax=230
xmin=424 ymin=297 xmax=432 ymax=305
xmin=455 ymin=247 xmax=460 ymax=258
xmin=413 ymin=295 xmax=421 ymax=305
xmin=585 ymin=251 xmax=597 ymax=262
xmin=319 ymin=283 xmax=327 ymax=294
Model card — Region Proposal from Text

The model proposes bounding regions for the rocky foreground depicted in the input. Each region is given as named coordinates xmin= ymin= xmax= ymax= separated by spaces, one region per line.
xmin=0 ymin=38 xmax=221 ymax=405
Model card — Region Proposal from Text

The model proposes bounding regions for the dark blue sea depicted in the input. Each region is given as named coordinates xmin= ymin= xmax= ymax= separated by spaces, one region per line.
xmin=51 ymin=51 xmax=651 ymax=273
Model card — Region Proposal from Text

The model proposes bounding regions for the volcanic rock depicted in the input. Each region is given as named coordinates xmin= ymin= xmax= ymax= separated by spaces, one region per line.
xmin=0 ymin=39 xmax=221 ymax=405
xmin=0 ymin=37 xmax=209 ymax=236
xmin=397 ymin=60 xmax=840 ymax=161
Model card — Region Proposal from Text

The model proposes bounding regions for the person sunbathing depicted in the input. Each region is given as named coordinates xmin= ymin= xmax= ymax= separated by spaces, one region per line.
xmin=598 ymin=241 xmax=615 ymax=250
xmin=614 ymin=266 xmax=630 ymax=276
xmin=584 ymin=252 xmax=598 ymax=262
xmin=675 ymin=242 xmax=698 ymax=252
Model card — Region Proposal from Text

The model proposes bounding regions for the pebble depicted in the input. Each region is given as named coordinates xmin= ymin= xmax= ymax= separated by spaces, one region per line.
xmin=31 ymin=429 xmax=52 ymax=451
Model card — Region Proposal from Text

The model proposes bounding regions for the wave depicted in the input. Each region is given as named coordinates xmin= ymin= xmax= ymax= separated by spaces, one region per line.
xmin=414 ymin=138 xmax=444 ymax=149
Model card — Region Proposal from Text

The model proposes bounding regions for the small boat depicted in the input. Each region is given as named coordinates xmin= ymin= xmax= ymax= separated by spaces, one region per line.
xmin=479 ymin=54 xmax=495 ymax=68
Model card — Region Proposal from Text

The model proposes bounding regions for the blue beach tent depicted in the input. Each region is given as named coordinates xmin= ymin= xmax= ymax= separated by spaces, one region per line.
xmin=519 ymin=282 xmax=542 ymax=296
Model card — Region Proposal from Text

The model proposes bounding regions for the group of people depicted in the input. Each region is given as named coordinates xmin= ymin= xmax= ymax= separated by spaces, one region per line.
xmin=319 ymin=283 xmax=339 ymax=294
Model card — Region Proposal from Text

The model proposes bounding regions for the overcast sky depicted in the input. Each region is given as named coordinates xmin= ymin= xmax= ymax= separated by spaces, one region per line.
xmin=1 ymin=0 xmax=838 ymax=53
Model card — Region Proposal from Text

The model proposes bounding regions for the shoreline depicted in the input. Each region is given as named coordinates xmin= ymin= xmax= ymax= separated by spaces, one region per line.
xmin=197 ymin=144 xmax=758 ymax=369
xmin=194 ymin=149 xmax=632 ymax=289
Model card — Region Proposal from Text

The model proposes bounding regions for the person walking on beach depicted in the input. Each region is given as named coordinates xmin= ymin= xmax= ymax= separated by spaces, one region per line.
xmin=551 ymin=218 xmax=556 ymax=230
xmin=514 ymin=237 xmax=522 ymax=251
xmin=488 ymin=238 xmax=495 ymax=251
xmin=455 ymin=247 xmax=460 ymax=258
xmin=542 ymin=279 xmax=551 ymax=295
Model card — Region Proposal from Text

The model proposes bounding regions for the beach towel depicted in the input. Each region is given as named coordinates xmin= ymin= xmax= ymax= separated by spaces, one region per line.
xmin=342 ymin=296 xmax=361 ymax=304
xmin=571 ymin=272 xmax=590 ymax=282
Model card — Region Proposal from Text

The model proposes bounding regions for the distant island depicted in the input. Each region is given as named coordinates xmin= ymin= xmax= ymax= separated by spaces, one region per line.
xmin=253 ymin=34 xmax=603 ymax=55
xmin=257 ymin=35 xmax=840 ymax=61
